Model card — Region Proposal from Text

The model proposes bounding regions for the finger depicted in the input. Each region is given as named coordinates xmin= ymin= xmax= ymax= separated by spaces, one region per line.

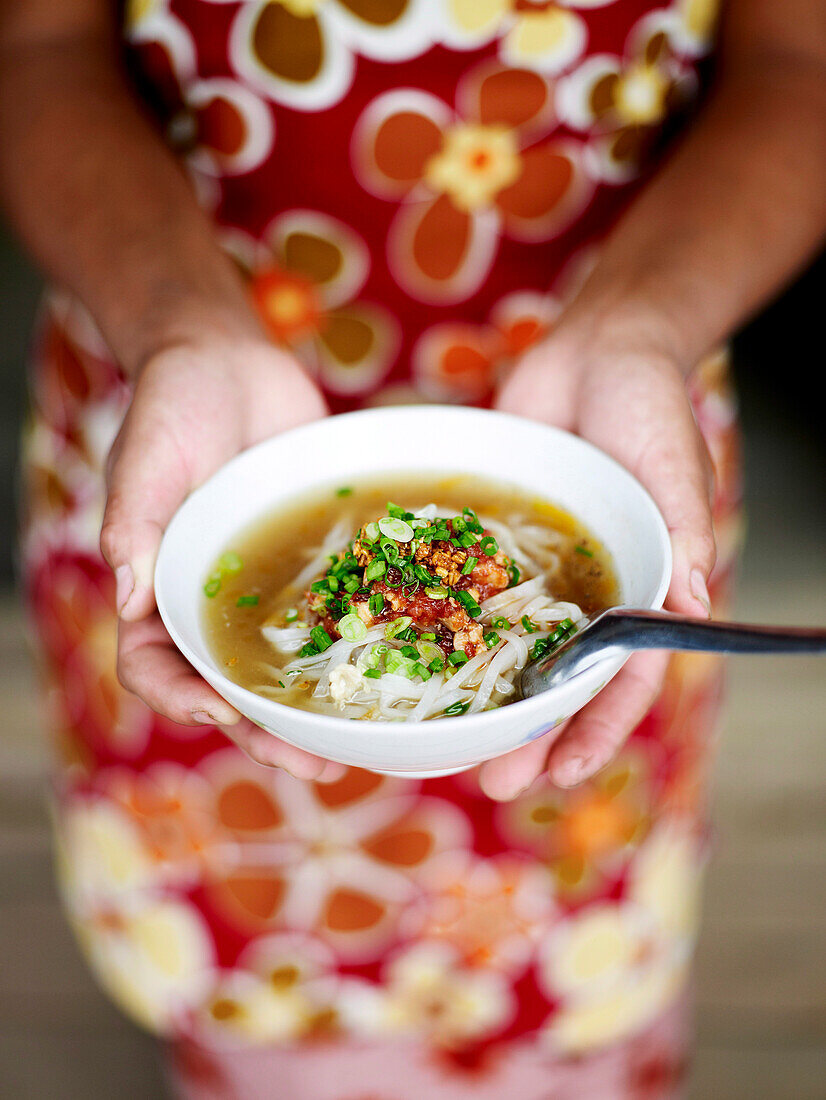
xmin=100 ymin=397 xmax=199 ymax=622
xmin=547 ymin=650 xmax=669 ymax=787
xmin=117 ymin=614 xmax=241 ymax=726
xmin=595 ymin=363 xmax=715 ymax=620
xmin=478 ymin=721 xmax=569 ymax=801
xmin=218 ymin=719 xmax=336 ymax=781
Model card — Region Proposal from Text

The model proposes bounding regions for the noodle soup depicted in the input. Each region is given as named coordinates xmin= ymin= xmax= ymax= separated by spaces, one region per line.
xmin=203 ymin=475 xmax=615 ymax=721
xmin=203 ymin=475 xmax=618 ymax=721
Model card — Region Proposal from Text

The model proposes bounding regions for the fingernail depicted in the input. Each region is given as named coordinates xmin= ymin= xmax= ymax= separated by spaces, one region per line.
xmin=553 ymin=754 xmax=591 ymax=788
xmin=689 ymin=569 xmax=712 ymax=618
xmin=115 ymin=564 xmax=134 ymax=615
xmin=195 ymin=706 xmax=239 ymax=726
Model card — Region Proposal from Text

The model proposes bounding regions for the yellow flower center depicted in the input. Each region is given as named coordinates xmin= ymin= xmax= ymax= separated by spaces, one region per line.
xmin=424 ymin=124 xmax=521 ymax=213
xmin=615 ymin=63 xmax=669 ymax=125
xmin=265 ymin=284 xmax=314 ymax=327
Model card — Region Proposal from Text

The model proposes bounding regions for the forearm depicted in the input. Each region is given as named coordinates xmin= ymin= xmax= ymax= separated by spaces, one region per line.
xmin=0 ymin=27 xmax=257 ymax=375
xmin=560 ymin=51 xmax=826 ymax=369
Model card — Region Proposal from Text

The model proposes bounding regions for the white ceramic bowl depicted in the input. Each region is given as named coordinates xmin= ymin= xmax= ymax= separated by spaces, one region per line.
xmin=156 ymin=407 xmax=671 ymax=777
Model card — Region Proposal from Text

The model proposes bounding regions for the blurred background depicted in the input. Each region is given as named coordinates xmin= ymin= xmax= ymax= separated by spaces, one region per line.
xmin=1 ymin=225 xmax=824 ymax=1097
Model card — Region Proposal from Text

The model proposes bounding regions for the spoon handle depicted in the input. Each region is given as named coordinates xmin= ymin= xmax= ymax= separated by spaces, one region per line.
xmin=526 ymin=608 xmax=826 ymax=693
xmin=597 ymin=609 xmax=826 ymax=656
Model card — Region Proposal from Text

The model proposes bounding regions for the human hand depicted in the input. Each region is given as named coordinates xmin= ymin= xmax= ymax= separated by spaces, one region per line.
xmin=479 ymin=329 xmax=715 ymax=799
xmin=100 ymin=334 xmax=341 ymax=779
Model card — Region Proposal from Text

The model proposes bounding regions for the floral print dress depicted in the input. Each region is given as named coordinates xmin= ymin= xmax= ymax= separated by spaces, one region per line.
xmin=20 ymin=2 xmax=742 ymax=1097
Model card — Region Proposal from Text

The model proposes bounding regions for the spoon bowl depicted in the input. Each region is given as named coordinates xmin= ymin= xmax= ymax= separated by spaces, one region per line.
xmin=520 ymin=607 xmax=826 ymax=699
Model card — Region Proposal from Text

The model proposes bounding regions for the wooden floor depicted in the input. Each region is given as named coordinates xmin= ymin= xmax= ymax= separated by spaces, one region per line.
xmin=1 ymin=419 xmax=824 ymax=1097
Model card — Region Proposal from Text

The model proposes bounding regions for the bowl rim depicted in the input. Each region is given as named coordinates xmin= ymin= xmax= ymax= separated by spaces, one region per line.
xmin=155 ymin=406 xmax=672 ymax=739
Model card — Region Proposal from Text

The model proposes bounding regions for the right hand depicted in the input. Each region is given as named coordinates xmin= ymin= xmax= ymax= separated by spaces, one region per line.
xmin=100 ymin=334 xmax=339 ymax=779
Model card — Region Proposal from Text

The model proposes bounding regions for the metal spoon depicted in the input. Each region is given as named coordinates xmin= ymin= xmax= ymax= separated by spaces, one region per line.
xmin=519 ymin=608 xmax=826 ymax=699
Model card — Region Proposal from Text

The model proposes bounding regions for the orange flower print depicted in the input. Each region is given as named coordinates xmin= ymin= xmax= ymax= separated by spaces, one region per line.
xmin=441 ymin=0 xmax=618 ymax=76
xmin=226 ymin=212 xmax=399 ymax=396
xmin=412 ymin=289 xmax=561 ymax=402
xmin=198 ymin=754 xmax=472 ymax=961
xmin=104 ymin=765 xmax=224 ymax=886
xmin=353 ymin=63 xmax=592 ymax=303
xmin=495 ymin=750 xmax=655 ymax=900
xmin=402 ymin=855 xmax=556 ymax=976
xmin=557 ymin=4 xmax=711 ymax=182
xmin=229 ymin=0 xmax=434 ymax=111
xmin=126 ymin=1 xmax=275 ymax=184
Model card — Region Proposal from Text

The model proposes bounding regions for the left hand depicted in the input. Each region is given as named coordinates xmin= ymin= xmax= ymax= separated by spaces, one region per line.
xmin=479 ymin=328 xmax=715 ymax=800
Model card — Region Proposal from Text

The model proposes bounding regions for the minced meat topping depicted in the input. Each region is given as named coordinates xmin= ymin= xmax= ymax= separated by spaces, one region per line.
xmin=298 ymin=503 xmax=519 ymax=665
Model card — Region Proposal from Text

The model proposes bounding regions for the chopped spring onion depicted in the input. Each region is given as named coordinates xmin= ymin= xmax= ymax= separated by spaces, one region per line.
xmin=343 ymin=575 xmax=361 ymax=593
xmin=425 ymin=585 xmax=448 ymax=599
xmin=420 ymin=632 xmax=436 ymax=641
xmin=203 ymin=575 xmax=222 ymax=598
xmin=368 ymin=592 xmax=385 ymax=617
xmin=490 ymin=616 xmax=511 ymax=629
xmin=455 ymin=590 xmax=482 ymax=617
xmin=448 ymin=651 xmax=468 ymax=666
xmin=483 ymin=630 xmax=500 ymax=649
xmin=365 ymin=559 xmax=387 ymax=581
xmin=417 ymin=640 xmax=443 ymax=665
xmin=335 ymin=486 xmax=353 ymax=497
xmin=508 ymin=563 xmax=521 ymax=586
xmin=444 ymin=700 xmax=470 ymax=716
xmin=478 ymin=536 xmax=498 ymax=556
xmin=461 ymin=556 xmax=478 ymax=575
xmin=285 ymin=608 xmax=299 ymax=623
xmin=429 ymin=657 xmax=445 ymax=673
xmin=521 ymin=615 xmax=539 ymax=634
xmin=379 ymin=517 xmax=414 ymax=543
xmin=385 ymin=650 xmax=417 ymax=677
xmin=310 ymin=626 xmax=334 ymax=652
xmin=397 ymin=626 xmax=418 ymax=642
xmin=364 ymin=522 xmax=380 ymax=542
xmin=575 ymin=545 xmax=594 ymax=558
xmin=363 ymin=668 xmax=381 ymax=679
xmin=380 ymin=537 xmax=401 ymax=563
xmin=236 ymin=595 xmax=260 ymax=607
xmin=385 ymin=616 xmax=413 ymax=640
xmin=364 ymin=642 xmax=389 ymax=669
xmin=413 ymin=662 xmax=432 ymax=681
xmin=458 ymin=532 xmax=478 ymax=548
xmin=299 ymin=642 xmax=318 ymax=658
xmin=217 ymin=551 xmax=243 ymax=574
xmin=338 ymin=613 xmax=367 ymax=643
xmin=400 ymin=645 xmax=419 ymax=660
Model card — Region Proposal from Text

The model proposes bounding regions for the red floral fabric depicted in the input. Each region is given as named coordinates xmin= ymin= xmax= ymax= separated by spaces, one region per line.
xmin=19 ymin=2 xmax=742 ymax=1095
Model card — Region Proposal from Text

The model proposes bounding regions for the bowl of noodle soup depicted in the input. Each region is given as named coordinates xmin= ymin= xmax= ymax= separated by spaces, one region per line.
xmin=156 ymin=407 xmax=671 ymax=777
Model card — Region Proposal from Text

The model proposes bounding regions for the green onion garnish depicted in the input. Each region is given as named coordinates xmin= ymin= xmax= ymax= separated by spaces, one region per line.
xmin=448 ymin=651 xmax=469 ymax=666
xmin=508 ymin=563 xmax=521 ymax=587
xmin=277 ymin=680 xmax=285 ymax=688
xmin=364 ymin=522 xmax=380 ymax=542
xmin=459 ymin=532 xmax=478 ymax=548
xmin=236 ymin=595 xmax=260 ymax=607
xmin=385 ymin=616 xmax=413 ymax=640
xmin=363 ymin=668 xmax=381 ymax=679
xmin=484 ymin=631 xmax=500 ymax=649
xmin=310 ymin=626 xmax=333 ymax=652
xmin=338 ymin=613 xmax=367 ymax=643
xmin=444 ymin=701 xmax=470 ymax=716
xmin=335 ymin=486 xmax=353 ymax=497
xmin=420 ymin=632 xmax=436 ymax=641
xmin=417 ymin=639 xmax=443 ymax=665
xmin=521 ymin=615 xmax=538 ymax=634
xmin=400 ymin=645 xmax=419 ymax=660
xmin=455 ymin=590 xmax=482 ymax=617
xmin=461 ymin=556 xmax=478 ymax=575
xmin=425 ymin=585 xmax=448 ymax=599
xmin=365 ymin=559 xmax=387 ymax=582
xmin=203 ymin=575 xmax=222 ymax=598
xmin=285 ymin=608 xmax=299 ymax=623
xmin=217 ymin=551 xmax=243 ymax=574
xmin=299 ymin=642 xmax=318 ymax=658
xmin=428 ymin=657 xmax=445 ymax=673
xmin=490 ymin=616 xmax=511 ymax=629
xmin=379 ymin=517 xmax=414 ymax=543
xmin=478 ymin=536 xmax=498 ymax=556
xmin=368 ymin=592 xmax=385 ymax=617
xmin=575 ymin=545 xmax=594 ymax=558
